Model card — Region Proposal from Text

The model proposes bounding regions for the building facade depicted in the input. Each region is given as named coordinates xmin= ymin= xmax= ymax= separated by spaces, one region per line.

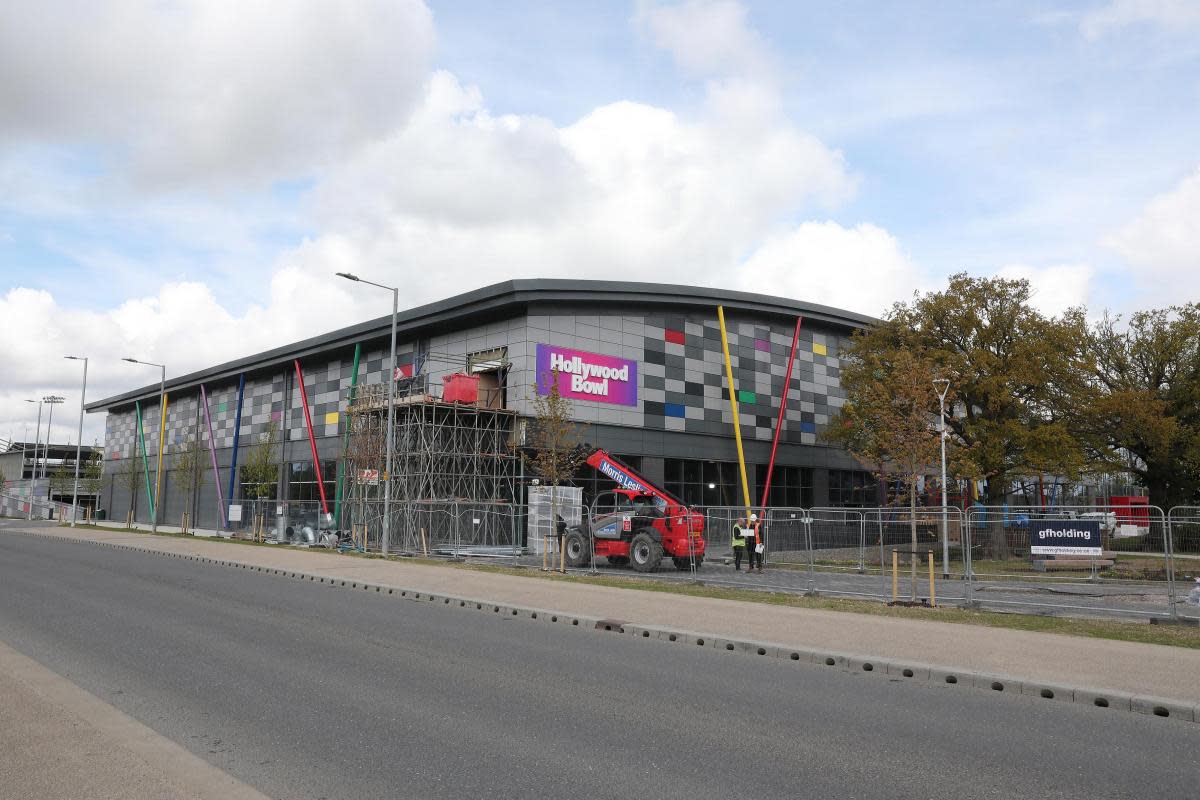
xmin=89 ymin=280 xmax=879 ymax=532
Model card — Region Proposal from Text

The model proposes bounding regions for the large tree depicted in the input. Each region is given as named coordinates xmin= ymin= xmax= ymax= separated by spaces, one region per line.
xmin=1075 ymin=305 xmax=1200 ymax=509
xmin=873 ymin=273 xmax=1088 ymax=504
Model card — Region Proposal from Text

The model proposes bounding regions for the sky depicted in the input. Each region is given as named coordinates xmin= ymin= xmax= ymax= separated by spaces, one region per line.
xmin=1 ymin=0 xmax=1199 ymax=449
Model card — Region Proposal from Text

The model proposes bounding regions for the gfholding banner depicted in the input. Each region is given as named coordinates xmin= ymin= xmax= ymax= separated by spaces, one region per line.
xmin=1029 ymin=519 xmax=1103 ymax=556
xmin=535 ymin=343 xmax=637 ymax=406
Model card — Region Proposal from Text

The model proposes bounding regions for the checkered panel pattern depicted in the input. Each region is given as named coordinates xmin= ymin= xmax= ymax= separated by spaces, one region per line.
xmin=515 ymin=312 xmax=850 ymax=444
xmin=355 ymin=344 xmax=415 ymax=400
xmin=164 ymin=393 xmax=199 ymax=449
xmin=105 ymin=408 xmax=137 ymax=460
xmin=243 ymin=373 xmax=286 ymax=444
xmin=100 ymin=309 xmax=853 ymax=464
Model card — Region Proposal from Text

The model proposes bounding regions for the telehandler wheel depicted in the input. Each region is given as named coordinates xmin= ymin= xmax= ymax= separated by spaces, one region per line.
xmin=672 ymin=554 xmax=704 ymax=571
xmin=607 ymin=555 xmax=630 ymax=567
xmin=629 ymin=531 xmax=663 ymax=573
xmin=563 ymin=531 xmax=590 ymax=568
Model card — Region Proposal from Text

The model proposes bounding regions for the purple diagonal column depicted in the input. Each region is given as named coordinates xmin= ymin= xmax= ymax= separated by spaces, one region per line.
xmin=200 ymin=384 xmax=227 ymax=529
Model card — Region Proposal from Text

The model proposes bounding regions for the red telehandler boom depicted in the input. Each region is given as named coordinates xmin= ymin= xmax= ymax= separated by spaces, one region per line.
xmin=560 ymin=449 xmax=706 ymax=572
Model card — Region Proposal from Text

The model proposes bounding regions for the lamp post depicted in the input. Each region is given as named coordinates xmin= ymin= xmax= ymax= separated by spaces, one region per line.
xmin=933 ymin=378 xmax=951 ymax=579
xmin=66 ymin=356 xmax=88 ymax=526
xmin=336 ymin=271 xmax=398 ymax=557
xmin=122 ymin=358 xmax=165 ymax=534
xmin=25 ymin=399 xmax=42 ymax=520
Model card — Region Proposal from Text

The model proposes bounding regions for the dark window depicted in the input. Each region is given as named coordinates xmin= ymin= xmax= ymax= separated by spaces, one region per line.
xmin=665 ymin=458 xmax=741 ymax=508
xmin=287 ymin=460 xmax=337 ymax=505
xmin=755 ymin=464 xmax=813 ymax=509
xmin=827 ymin=469 xmax=879 ymax=508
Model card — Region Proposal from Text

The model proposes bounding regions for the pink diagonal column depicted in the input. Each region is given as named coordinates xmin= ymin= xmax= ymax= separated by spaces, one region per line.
xmin=200 ymin=384 xmax=227 ymax=529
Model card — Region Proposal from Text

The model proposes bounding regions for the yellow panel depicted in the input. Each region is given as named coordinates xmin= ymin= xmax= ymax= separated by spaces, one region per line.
xmin=813 ymin=342 xmax=828 ymax=356
xmin=324 ymin=411 xmax=340 ymax=425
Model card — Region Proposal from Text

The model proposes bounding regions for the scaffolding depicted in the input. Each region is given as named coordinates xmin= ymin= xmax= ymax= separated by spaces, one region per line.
xmin=342 ymin=377 xmax=521 ymax=555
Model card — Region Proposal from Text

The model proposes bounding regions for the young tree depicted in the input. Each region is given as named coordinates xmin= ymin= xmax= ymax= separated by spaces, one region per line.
xmin=344 ymin=402 xmax=386 ymax=546
xmin=1073 ymin=305 xmax=1200 ymax=509
xmin=50 ymin=459 xmax=74 ymax=498
xmin=241 ymin=420 xmax=281 ymax=504
xmin=524 ymin=369 xmax=589 ymax=571
xmin=828 ymin=348 xmax=947 ymax=599
xmin=117 ymin=456 xmax=142 ymax=526
xmin=173 ymin=434 xmax=206 ymax=528
xmin=83 ymin=449 xmax=104 ymax=495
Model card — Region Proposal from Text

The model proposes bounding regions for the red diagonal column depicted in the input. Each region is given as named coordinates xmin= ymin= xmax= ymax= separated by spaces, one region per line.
xmin=760 ymin=317 xmax=804 ymax=511
xmin=294 ymin=359 xmax=330 ymax=517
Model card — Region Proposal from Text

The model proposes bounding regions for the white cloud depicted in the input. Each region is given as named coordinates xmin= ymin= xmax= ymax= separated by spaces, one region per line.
xmin=995 ymin=263 xmax=1095 ymax=316
xmin=1081 ymin=0 xmax=1200 ymax=38
xmin=299 ymin=69 xmax=857 ymax=306
xmin=0 ymin=0 xmax=916 ymax=448
xmin=1106 ymin=168 xmax=1200 ymax=298
xmin=634 ymin=0 xmax=771 ymax=79
xmin=0 ymin=274 xmax=366 ymax=447
xmin=0 ymin=0 xmax=435 ymax=189
xmin=738 ymin=223 xmax=924 ymax=316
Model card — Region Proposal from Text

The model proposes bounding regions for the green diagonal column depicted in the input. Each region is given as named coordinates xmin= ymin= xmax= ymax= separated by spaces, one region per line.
xmin=333 ymin=343 xmax=362 ymax=529
xmin=135 ymin=401 xmax=156 ymax=518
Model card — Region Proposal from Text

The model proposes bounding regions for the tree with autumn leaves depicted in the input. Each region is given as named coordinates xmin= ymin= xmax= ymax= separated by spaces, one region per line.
xmin=831 ymin=272 xmax=1200 ymax=527
xmin=1074 ymin=305 xmax=1200 ymax=510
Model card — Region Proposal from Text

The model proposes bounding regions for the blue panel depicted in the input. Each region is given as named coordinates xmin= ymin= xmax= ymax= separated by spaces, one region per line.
xmin=664 ymin=403 xmax=686 ymax=418
xmin=800 ymin=421 xmax=817 ymax=434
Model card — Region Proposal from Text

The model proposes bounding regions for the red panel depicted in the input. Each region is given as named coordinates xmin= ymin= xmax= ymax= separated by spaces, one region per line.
xmin=665 ymin=329 xmax=685 ymax=345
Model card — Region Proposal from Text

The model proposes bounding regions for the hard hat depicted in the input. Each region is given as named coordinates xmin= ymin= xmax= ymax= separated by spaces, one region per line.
xmin=749 ymin=513 xmax=758 ymax=521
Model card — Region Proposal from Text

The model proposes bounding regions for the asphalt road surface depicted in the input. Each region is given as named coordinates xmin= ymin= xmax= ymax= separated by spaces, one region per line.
xmin=0 ymin=531 xmax=1196 ymax=799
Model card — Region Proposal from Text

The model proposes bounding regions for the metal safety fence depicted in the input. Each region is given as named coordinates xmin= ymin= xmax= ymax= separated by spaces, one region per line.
xmin=963 ymin=505 xmax=1181 ymax=619
xmin=161 ymin=494 xmax=1200 ymax=620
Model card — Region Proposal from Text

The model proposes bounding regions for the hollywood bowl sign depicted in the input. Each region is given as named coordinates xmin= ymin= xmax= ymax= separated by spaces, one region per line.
xmin=535 ymin=344 xmax=637 ymax=406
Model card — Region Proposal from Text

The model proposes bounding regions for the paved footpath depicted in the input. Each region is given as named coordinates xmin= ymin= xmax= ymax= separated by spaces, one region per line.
xmin=9 ymin=522 xmax=1200 ymax=704
xmin=0 ymin=638 xmax=267 ymax=800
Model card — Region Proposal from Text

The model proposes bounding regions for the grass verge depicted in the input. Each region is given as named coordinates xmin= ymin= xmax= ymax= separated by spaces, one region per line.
xmin=40 ymin=522 xmax=1200 ymax=650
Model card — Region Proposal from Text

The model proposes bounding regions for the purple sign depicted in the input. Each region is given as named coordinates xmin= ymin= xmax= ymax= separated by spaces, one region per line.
xmin=535 ymin=343 xmax=637 ymax=406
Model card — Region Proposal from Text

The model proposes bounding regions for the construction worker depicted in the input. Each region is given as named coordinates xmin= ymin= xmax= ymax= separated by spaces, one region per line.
xmin=731 ymin=516 xmax=748 ymax=570
xmin=744 ymin=512 xmax=764 ymax=573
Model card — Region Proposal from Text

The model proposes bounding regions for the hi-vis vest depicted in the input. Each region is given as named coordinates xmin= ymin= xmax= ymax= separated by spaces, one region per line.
xmin=731 ymin=524 xmax=749 ymax=547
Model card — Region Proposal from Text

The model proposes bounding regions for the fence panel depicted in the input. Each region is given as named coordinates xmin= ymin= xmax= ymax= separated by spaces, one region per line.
xmin=1168 ymin=507 xmax=1200 ymax=614
xmin=760 ymin=507 xmax=808 ymax=563
xmin=854 ymin=507 xmax=965 ymax=603
xmin=964 ymin=505 xmax=1177 ymax=619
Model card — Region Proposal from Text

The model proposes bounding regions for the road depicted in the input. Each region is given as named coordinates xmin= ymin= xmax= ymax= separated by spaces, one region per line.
xmin=0 ymin=531 xmax=1195 ymax=799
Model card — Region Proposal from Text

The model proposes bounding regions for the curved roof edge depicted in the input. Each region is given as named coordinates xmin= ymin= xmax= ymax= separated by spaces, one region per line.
xmin=88 ymin=278 xmax=877 ymax=412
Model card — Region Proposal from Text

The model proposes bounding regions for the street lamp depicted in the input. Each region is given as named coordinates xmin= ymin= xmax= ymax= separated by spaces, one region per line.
xmin=24 ymin=398 xmax=42 ymax=520
xmin=337 ymin=271 xmax=398 ymax=557
xmin=933 ymin=378 xmax=951 ymax=579
xmin=123 ymin=357 xmax=166 ymax=535
xmin=65 ymin=356 xmax=88 ymax=526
